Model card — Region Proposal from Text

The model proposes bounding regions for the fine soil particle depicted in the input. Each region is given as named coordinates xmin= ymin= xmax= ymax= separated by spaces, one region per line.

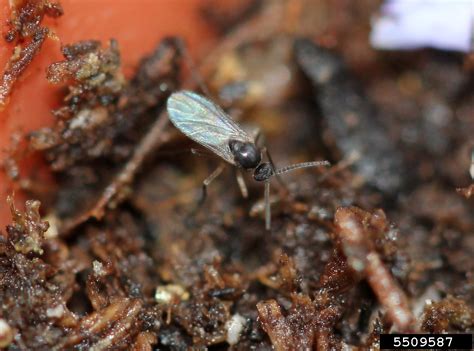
xmin=1 ymin=0 xmax=473 ymax=350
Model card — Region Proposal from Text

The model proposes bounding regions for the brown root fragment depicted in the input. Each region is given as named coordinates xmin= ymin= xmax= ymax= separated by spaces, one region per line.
xmin=334 ymin=206 xmax=414 ymax=331
xmin=314 ymin=305 xmax=343 ymax=351
xmin=365 ymin=252 xmax=413 ymax=332
xmin=5 ymin=0 xmax=63 ymax=42
xmin=86 ymin=110 xmax=169 ymax=222
xmin=86 ymin=260 xmax=117 ymax=311
xmin=88 ymin=299 xmax=143 ymax=351
xmin=0 ymin=28 xmax=47 ymax=110
xmin=313 ymin=250 xmax=355 ymax=350
xmin=317 ymin=301 xmax=345 ymax=350
xmin=257 ymin=299 xmax=293 ymax=351
xmin=314 ymin=330 xmax=332 ymax=351
xmin=60 ymin=298 xmax=143 ymax=350
xmin=59 ymin=110 xmax=171 ymax=234
xmin=257 ymin=294 xmax=317 ymax=351
xmin=275 ymin=253 xmax=300 ymax=293
xmin=0 ymin=0 xmax=63 ymax=109
xmin=253 ymin=253 xmax=301 ymax=293
xmin=318 ymin=249 xmax=359 ymax=293
xmin=334 ymin=207 xmax=372 ymax=274
xmin=6 ymin=195 xmax=49 ymax=254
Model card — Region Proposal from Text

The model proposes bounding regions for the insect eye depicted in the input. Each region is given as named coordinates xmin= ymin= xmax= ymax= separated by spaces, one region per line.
xmin=229 ymin=140 xmax=261 ymax=169
xmin=253 ymin=162 xmax=274 ymax=181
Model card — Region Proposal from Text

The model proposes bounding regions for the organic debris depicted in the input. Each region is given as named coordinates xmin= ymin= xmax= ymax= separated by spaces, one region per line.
xmin=0 ymin=0 xmax=63 ymax=109
xmin=421 ymin=296 xmax=473 ymax=333
xmin=6 ymin=195 xmax=49 ymax=254
xmin=2 ymin=0 xmax=474 ymax=349
xmin=29 ymin=38 xmax=181 ymax=224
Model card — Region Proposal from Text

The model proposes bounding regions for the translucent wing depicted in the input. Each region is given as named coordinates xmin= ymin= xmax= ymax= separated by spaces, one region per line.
xmin=167 ymin=90 xmax=253 ymax=164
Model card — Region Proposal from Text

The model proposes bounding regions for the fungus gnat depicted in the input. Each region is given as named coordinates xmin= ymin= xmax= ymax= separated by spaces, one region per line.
xmin=167 ymin=90 xmax=329 ymax=230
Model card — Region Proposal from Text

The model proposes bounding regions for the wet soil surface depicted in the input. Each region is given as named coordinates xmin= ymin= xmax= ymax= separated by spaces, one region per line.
xmin=0 ymin=1 xmax=473 ymax=350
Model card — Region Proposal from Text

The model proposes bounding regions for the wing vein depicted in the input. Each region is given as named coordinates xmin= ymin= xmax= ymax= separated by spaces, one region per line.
xmin=167 ymin=91 xmax=253 ymax=164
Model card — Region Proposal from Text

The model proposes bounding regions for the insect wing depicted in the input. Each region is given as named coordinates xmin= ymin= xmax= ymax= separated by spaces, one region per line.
xmin=167 ymin=91 xmax=252 ymax=164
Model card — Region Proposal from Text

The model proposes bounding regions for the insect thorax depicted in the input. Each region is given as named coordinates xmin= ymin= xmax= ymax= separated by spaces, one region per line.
xmin=229 ymin=140 xmax=261 ymax=170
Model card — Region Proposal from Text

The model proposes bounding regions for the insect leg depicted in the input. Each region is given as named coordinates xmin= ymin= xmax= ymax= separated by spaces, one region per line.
xmin=264 ymin=180 xmax=271 ymax=230
xmin=235 ymin=170 xmax=248 ymax=198
xmin=191 ymin=148 xmax=219 ymax=158
xmin=251 ymin=128 xmax=286 ymax=190
xmin=261 ymin=146 xmax=287 ymax=191
xmin=199 ymin=163 xmax=226 ymax=207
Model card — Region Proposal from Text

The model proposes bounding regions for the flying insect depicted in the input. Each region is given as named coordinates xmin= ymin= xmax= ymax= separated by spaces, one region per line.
xmin=167 ymin=90 xmax=329 ymax=230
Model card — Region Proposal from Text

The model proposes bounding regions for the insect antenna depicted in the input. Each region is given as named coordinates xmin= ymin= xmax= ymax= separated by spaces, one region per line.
xmin=275 ymin=160 xmax=330 ymax=176
xmin=264 ymin=181 xmax=271 ymax=230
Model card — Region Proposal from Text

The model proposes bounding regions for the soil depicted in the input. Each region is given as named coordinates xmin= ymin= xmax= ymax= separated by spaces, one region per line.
xmin=0 ymin=0 xmax=472 ymax=350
